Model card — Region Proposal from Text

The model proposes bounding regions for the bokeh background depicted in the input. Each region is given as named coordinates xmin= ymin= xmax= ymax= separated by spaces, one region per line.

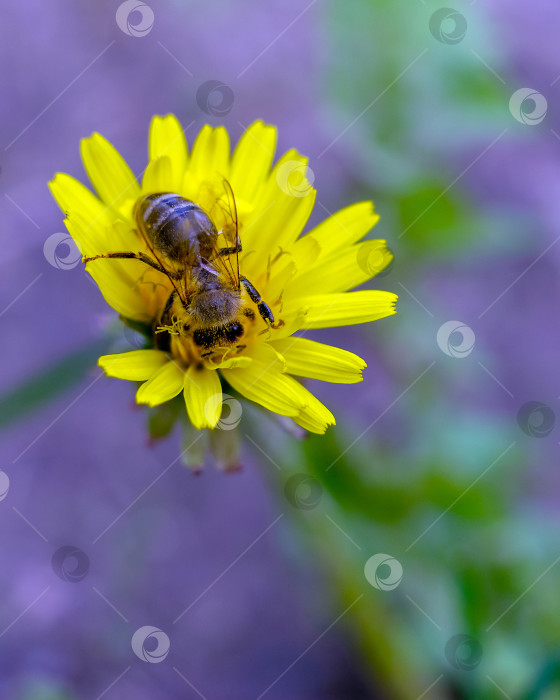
xmin=1 ymin=0 xmax=560 ymax=698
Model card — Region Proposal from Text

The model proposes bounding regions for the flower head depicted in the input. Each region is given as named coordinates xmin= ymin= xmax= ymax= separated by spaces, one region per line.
xmin=49 ymin=116 xmax=396 ymax=435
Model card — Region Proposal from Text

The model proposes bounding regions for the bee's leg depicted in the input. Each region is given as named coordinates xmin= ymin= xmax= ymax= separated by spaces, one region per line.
xmin=160 ymin=290 xmax=178 ymax=326
xmin=152 ymin=291 xmax=179 ymax=350
xmin=82 ymin=251 xmax=183 ymax=281
xmin=240 ymin=276 xmax=282 ymax=328
xmin=218 ymin=237 xmax=242 ymax=257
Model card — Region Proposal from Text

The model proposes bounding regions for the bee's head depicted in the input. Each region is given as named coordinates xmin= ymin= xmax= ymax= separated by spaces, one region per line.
xmin=222 ymin=321 xmax=244 ymax=343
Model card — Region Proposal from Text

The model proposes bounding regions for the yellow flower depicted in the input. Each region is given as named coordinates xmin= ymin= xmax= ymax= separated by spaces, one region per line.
xmin=49 ymin=116 xmax=397 ymax=434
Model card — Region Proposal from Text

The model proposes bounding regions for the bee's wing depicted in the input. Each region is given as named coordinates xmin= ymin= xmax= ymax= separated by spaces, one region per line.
xmin=136 ymin=218 xmax=192 ymax=304
xmin=203 ymin=178 xmax=240 ymax=289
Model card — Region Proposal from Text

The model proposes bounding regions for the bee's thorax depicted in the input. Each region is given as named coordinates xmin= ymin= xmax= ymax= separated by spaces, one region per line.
xmin=187 ymin=288 xmax=242 ymax=325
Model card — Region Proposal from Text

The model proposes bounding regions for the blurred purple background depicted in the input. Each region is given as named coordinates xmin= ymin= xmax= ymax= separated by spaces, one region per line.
xmin=2 ymin=1 xmax=560 ymax=698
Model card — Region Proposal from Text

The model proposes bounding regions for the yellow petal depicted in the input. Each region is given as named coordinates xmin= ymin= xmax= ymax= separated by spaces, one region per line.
xmin=230 ymin=121 xmax=277 ymax=203
xmin=188 ymin=125 xmax=231 ymax=183
xmin=184 ymin=365 xmax=222 ymax=429
xmin=78 ymin=214 xmax=166 ymax=320
xmin=293 ymin=201 xmax=380 ymax=263
xmin=136 ymin=361 xmax=185 ymax=406
xmin=80 ymin=133 xmax=140 ymax=217
xmin=148 ymin=114 xmax=188 ymax=193
xmin=67 ymin=209 xmax=154 ymax=319
xmin=63 ymin=213 xmax=100 ymax=256
xmin=266 ymin=305 xmax=309 ymax=341
xmin=293 ymin=388 xmax=336 ymax=434
xmin=222 ymin=345 xmax=334 ymax=429
xmin=86 ymin=258 xmax=148 ymax=320
xmin=285 ymin=234 xmax=321 ymax=272
xmin=292 ymin=412 xmax=324 ymax=433
xmin=263 ymin=259 xmax=298 ymax=308
xmin=287 ymin=240 xmax=393 ymax=296
xmin=291 ymin=290 xmax=398 ymax=329
xmin=270 ymin=337 xmax=366 ymax=384
xmin=221 ymin=368 xmax=301 ymax=417
xmin=207 ymin=356 xmax=253 ymax=370
xmin=221 ymin=344 xmax=302 ymax=417
xmin=241 ymin=149 xmax=315 ymax=256
xmin=98 ymin=350 xmax=169 ymax=380
xmin=246 ymin=342 xmax=287 ymax=371
xmin=110 ymin=219 xmax=147 ymax=252
xmin=142 ymin=155 xmax=174 ymax=193
xmin=293 ymin=404 xmax=336 ymax=434
xmin=62 ymin=212 xmax=135 ymax=262
xmin=49 ymin=173 xmax=113 ymax=231
xmin=58 ymin=204 xmax=138 ymax=259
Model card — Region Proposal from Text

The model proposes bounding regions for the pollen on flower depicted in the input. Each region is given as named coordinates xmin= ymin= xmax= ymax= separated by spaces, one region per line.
xmin=49 ymin=116 xmax=397 ymax=438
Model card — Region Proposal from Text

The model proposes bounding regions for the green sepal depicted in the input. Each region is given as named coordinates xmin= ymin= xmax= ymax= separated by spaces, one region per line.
xmin=147 ymin=394 xmax=183 ymax=440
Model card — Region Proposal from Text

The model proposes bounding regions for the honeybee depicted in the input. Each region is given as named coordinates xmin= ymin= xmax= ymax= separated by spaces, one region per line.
xmin=83 ymin=182 xmax=278 ymax=353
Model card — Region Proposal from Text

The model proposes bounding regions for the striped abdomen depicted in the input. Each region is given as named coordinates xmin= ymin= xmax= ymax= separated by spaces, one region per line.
xmin=134 ymin=193 xmax=217 ymax=264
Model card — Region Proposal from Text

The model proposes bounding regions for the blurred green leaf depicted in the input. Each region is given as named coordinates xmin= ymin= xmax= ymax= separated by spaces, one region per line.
xmin=302 ymin=432 xmax=419 ymax=522
xmin=19 ymin=679 xmax=75 ymax=700
xmin=396 ymin=181 xmax=481 ymax=256
xmin=0 ymin=336 xmax=112 ymax=431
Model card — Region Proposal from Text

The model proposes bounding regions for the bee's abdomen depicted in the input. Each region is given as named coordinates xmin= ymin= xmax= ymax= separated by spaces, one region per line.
xmin=134 ymin=193 xmax=216 ymax=262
